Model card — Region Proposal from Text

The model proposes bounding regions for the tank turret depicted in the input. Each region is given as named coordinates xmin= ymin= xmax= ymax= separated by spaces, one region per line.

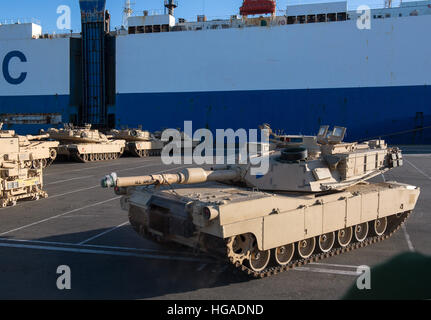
xmin=107 ymin=127 xmax=164 ymax=157
xmin=44 ymin=124 xmax=125 ymax=163
xmin=102 ymin=126 xmax=402 ymax=192
xmin=101 ymin=126 xmax=419 ymax=277
xmin=45 ymin=124 xmax=110 ymax=144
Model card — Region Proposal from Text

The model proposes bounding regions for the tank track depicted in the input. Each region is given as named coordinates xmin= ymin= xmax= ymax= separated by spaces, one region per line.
xmin=229 ymin=212 xmax=411 ymax=278
xmin=70 ymin=150 xmax=123 ymax=163
xmin=130 ymin=147 xmax=162 ymax=158
xmin=128 ymin=210 xmax=411 ymax=278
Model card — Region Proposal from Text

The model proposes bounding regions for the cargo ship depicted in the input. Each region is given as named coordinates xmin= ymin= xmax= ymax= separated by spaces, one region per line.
xmin=0 ymin=0 xmax=430 ymax=144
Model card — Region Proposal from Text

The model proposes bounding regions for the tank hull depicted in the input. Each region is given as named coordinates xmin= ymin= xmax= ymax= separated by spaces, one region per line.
xmin=122 ymin=181 xmax=420 ymax=276
xmin=57 ymin=140 xmax=125 ymax=162
xmin=125 ymin=141 xmax=164 ymax=157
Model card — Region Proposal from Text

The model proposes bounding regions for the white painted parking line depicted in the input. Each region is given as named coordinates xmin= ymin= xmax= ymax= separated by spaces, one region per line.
xmin=47 ymin=175 xmax=95 ymax=185
xmin=0 ymin=242 xmax=209 ymax=263
xmin=49 ymin=185 xmax=99 ymax=199
xmin=197 ymin=263 xmax=208 ymax=272
xmin=46 ymin=163 xmax=161 ymax=184
xmin=0 ymin=197 xmax=121 ymax=236
xmin=47 ymin=164 xmax=190 ymax=199
xmin=295 ymin=266 xmax=360 ymax=276
xmin=0 ymin=237 xmax=207 ymax=258
xmin=78 ymin=221 xmax=130 ymax=245
xmin=44 ymin=158 xmax=159 ymax=176
xmin=405 ymin=159 xmax=431 ymax=180
xmin=402 ymin=224 xmax=415 ymax=252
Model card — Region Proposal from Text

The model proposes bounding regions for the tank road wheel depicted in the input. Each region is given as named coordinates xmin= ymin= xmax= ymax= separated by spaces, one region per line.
xmin=82 ymin=154 xmax=89 ymax=163
xmin=134 ymin=149 xmax=144 ymax=157
xmin=249 ymin=249 xmax=271 ymax=272
xmin=49 ymin=148 xmax=57 ymax=162
xmin=274 ymin=243 xmax=295 ymax=266
xmin=89 ymin=154 xmax=95 ymax=162
xmin=373 ymin=217 xmax=388 ymax=236
xmin=337 ymin=227 xmax=353 ymax=247
xmin=41 ymin=159 xmax=48 ymax=168
xmin=1 ymin=201 xmax=7 ymax=208
xmin=226 ymin=234 xmax=253 ymax=265
xmin=297 ymin=237 xmax=316 ymax=259
xmin=354 ymin=222 xmax=369 ymax=242
xmin=32 ymin=160 xmax=42 ymax=169
xmin=318 ymin=232 xmax=335 ymax=253
xmin=8 ymin=200 xmax=17 ymax=207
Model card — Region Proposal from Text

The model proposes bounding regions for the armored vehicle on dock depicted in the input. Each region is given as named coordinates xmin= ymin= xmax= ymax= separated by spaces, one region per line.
xmin=101 ymin=126 xmax=420 ymax=277
xmin=44 ymin=124 xmax=126 ymax=163
xmin=107 ymin=128 xmax=164 ymax=157
xmin=0 ymin=123 xmax=59 ymax=168
xmin=0 ymin=131 xmax=48 ymax=207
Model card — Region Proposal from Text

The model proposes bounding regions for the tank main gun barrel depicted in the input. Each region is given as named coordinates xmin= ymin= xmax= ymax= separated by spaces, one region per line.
xmin=25 ymin=134 xmax=50 ymax=141
xmin=101 ymin=168 xmax=240 ymax=188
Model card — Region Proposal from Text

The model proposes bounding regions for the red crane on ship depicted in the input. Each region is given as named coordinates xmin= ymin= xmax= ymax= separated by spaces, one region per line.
xmin=240 ymin=0 xmax=276 ymax=16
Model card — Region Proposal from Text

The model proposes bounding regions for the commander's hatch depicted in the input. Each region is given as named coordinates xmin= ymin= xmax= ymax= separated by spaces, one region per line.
xmin=327 ymin=126 xmax=346 ymax=144
xmin=317 ymin=125 xmax=329 ymax=144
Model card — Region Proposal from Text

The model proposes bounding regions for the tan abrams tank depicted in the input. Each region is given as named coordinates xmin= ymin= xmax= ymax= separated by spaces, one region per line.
xmin=0 ymin=133 xmax=47 ymax=208
xmin=107 ymin=128 xmax=164 ymax=157
xmin=101 ymin=126 xmax=420 ymax=277
xmin=45 ymin=124 xmax=126 ymax=163
xmin=0 ymin=123 xmax=59 ymax=168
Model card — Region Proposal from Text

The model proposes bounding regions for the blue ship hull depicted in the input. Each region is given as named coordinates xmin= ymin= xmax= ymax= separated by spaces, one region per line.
xmin=1 ymin=85 xmax=430 ymax=144
xmin=114 ymin=85 xmax=431 ymax=145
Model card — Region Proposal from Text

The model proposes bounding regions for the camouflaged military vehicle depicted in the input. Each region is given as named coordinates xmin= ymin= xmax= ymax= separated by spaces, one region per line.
xmin=0 ymin=123 xmax=59 ymax=169
xmin=107 ymin=127 xmax=164 ymax=157
xmin=101 ymin=126 xmax=420 ymax=277
xmin=43 ymin=124 xmax=126 ymax=163
xmin=0 ymin=130 xmax=47 ymax=207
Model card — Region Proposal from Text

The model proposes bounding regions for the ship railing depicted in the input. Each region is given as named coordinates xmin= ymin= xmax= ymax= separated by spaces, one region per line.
xmin=0 ymin=18 xmax=41 ymax=26
xmin=132 ymin=9 xmax=165 ymax=16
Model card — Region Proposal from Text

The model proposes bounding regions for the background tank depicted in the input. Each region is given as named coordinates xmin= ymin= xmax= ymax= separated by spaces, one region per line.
xmin=0 ymin=123 xmax=59 ymax=169
xmin=44 ymin=124 xmax=126 ymax=163
xmin=0 ymin=133 xmax=48 ymax=207
xmin=101 ymin=126 xmax=420 ymax=276
xmin=107 ymin=127 xmax=164 ymax=157
xmin=153 ymin=129 xmax=201 ymax=154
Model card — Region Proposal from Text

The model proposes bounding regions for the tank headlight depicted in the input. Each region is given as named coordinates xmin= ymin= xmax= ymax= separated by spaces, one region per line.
xmin=203 ymin=207 xmax=219 ymax=221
